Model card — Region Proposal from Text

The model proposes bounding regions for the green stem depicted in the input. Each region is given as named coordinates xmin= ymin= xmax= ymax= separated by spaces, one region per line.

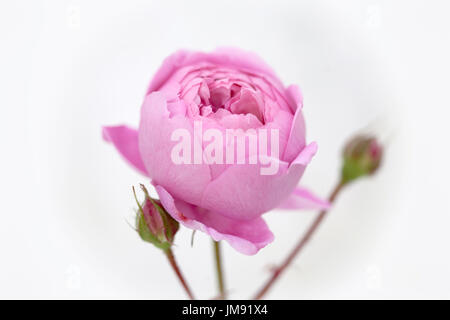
xmin=165 ymin=249 xmax=195 ymax=300
xmin=213 ymin=240 xmax=226 ymax=299
xmin=253 ymin=181 xmax=346 ymax=300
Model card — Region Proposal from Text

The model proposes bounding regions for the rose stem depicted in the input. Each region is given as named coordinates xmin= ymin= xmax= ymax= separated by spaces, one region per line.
xmin=213 ymin=240 xmax=226 ymax=299
xmin=253 ymin=181 xmax=346 ymax=300
xmin=165 ymin=248 xmax=195 ymax=300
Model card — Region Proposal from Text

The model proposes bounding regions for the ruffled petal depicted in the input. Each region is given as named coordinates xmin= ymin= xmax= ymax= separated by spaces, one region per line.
xmin=155 ymin=185 xmax=274 ymax=255
xmin=278 ymin=186 xmax=330 ymax=210
xmin=102 ymin=125 xmax=148 ymax=176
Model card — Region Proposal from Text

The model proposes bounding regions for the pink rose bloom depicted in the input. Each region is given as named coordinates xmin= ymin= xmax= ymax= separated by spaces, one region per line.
xmin=103 ymin=48 xmax=328 ymax=255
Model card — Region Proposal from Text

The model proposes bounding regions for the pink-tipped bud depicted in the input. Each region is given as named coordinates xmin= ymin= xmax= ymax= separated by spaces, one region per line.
xmin=133 ymin=185 xmax=179 ymax=251
xmin=341 ymin=135 xmax=383 ymax=184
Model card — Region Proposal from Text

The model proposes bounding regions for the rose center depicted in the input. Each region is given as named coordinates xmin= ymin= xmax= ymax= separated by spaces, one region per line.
xmin=180 ymin=67 xmax=266 ymax=124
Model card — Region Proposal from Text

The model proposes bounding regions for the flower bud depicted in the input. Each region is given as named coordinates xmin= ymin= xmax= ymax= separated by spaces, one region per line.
xmin=133 ymin=184 xmax=179 ymax=251
xmin=341 ymin=135 xmax=383 ymax=184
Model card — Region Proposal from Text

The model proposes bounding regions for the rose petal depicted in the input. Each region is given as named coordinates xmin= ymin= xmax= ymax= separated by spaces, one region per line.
xmin=200 ymin=141 xmax=318 ymax=220
xmin=263 ymin=109 xmax=293 ymax=158
xmin=212 ymin=47 xmax=283 ymax=89
xmin=138 ymin=92 xmax=212 ymax=205
xmin=155 ymin=185 xmax=274 ymax=255
xmin=102 ymin=125 xmax=148 ymax=176
xmin=289 ymin=142 xmax=318 ymax=168
xmin=285 ymin=84 xmax=303 ymax=112
xmin=147 ymin=50 xmax=190 ymax=94
xmin=278 ymin=186 xmax=330 ymax=210
xmin=147 ymin=48 xmax=285 ymax=95
xmin=200 ymin=158 xmax=295 ymax=220
xmin=283 ymin=105 xmax=307 ymax=163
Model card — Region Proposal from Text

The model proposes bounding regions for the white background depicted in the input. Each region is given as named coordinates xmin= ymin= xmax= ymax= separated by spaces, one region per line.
xmin=1 ymin=0 xmax=449 ymax=299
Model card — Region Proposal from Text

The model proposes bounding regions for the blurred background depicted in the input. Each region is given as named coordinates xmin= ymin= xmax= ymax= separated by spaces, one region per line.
xmin=1 ymin=0 xmax=449 ymax=299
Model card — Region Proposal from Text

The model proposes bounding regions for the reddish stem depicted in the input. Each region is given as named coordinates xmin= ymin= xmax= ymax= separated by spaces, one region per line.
xmin=253 ymin=181 xmax=346 ymax=300
xmin=166 ymin=249 xmax=195 ymax=300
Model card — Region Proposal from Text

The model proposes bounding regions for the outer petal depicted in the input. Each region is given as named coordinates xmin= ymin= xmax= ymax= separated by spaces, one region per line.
xmin=209 ymin=47 xmax=283 ymax=88
xmin=200 ymin=142 xmax=318 ymax=221
xmin=155 ymin=185 xmax=274 ymax=255
xmin=264 ymin=109 xmax=293 ymax=160
xmin=277 ymin=186 xmax=330 ymax=210
xmin=147 ymin=50 xmax=190 ymax=94
xmin=138 ymin=92 xmax=212 ymax=205
xmin=289 ymin=141 xmax=318 ymax=168
xmin=283 ymin=103 xmax=307 ymax=163
xmin=285 ymin=84 xmax=303 ymax=112
xmin=147 ymin=48 xmax=284 ymax=94
xmin=102 ymin=125 xmax=148 ymax=176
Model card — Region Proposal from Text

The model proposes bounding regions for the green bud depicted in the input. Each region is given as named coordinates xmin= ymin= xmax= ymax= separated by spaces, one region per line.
xmin=341 ymin=135 xmax=383 ymax=184
xmin=133 ymin=185 xmax=179 ymax=251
